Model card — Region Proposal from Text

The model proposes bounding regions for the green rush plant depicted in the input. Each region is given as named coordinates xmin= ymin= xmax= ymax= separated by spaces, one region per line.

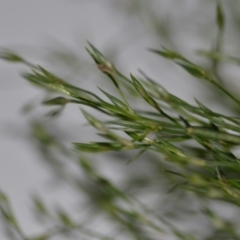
xmin=2 ymin=1 xmax=240 ymax=239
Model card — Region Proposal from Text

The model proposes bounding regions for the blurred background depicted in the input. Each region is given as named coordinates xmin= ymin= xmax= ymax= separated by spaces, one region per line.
xmin=1 ymin=0 xmax=240 ymax=239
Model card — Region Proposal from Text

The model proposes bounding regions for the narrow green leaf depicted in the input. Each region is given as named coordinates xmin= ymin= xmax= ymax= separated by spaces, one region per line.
xmin=56 ymin=209 xmax=74 ymax=227
xmin=216 ymin=1 xmax=225 ymax=30
xmin=33 ymin=196 xmax=48 ymax=215
xmin=45 ymin=107 xmax=65 ymax=118
xmin=43 ymin=97 xmax=78 ymax=105
xmin=177 ymin=62 xmax=209 ymax=79
xmin=131 ymin=75 xmax=183 ymax=128
xmin=166 ymin=182 xmax=187 ymax=194
xmin=139 ymin=69 xmax=170 ymax=100
xmin=79 ymin=158 xmax=95 ymax=175
xmin=87 ymin=44 xmax=133 ymax=111
xmin=149 ymin=48 xmax=181 ymax=59
xmin=0 ymin=49 xmax=24 ymax=62
xmin=131 ymin=74 xmax=161 ymax=112
xmin=0 ymin=191 xmax=8 ymax=204
xmin=125 ymin=148 xmax=147 ymax=165
xmin=151 ymin=47 xmax=240 ymax=106
xmin=23 ymin=67 xmax=104 ymax=102
xmin=98 ymin=88 xmax=128 ymax=109
xmin=82 ymin=110 xmax=108 ymax=132
xmin=0 ymin=199 xmax=21 ymax=233
xmin=73 ymin=142 xmax=131 ymax=152
xmin=187 ymin=127 xmax=240 ymax=144
xmin=82 ymin=110 xmax=135 ymax=147
xmin=87 ymin=41 xmax=115 ymax=70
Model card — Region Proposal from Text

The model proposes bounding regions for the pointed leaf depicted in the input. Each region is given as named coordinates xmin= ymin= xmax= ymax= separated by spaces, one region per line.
xmin=216 ymin=1 xmax=225 ymax=30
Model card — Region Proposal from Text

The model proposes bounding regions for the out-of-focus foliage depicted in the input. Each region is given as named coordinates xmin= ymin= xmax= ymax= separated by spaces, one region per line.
xmin=2 ymin=1 xmax=240 ymax=240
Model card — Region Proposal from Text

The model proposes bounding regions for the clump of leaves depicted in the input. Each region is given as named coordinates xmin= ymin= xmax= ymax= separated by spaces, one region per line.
xmin=2 ymin=1 xmax=240 ymax=240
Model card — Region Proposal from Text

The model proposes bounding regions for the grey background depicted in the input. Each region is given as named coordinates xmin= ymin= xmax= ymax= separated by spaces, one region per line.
xmin=1 ymin=0 xmax=239 ymax=239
